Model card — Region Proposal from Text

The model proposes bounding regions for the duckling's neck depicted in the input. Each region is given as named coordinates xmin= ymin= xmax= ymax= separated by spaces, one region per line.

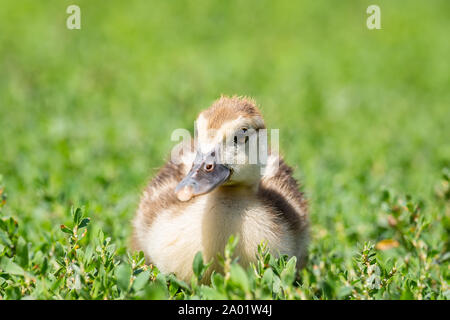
xmin=225 ymin=164 xmax=263 ymax=188
xmin=201 ymin=182 xmax=262 ymax=219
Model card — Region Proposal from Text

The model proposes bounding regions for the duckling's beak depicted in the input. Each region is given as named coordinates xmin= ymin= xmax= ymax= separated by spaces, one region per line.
xmin=175 ymin=152 xmax=231 ymax=202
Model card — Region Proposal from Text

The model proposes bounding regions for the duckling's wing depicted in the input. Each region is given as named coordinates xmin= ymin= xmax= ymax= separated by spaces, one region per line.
xmin=258 ymin=156 xmax=309 ymax=265
xmin=131 ymin=139 xmax=195 ymax=251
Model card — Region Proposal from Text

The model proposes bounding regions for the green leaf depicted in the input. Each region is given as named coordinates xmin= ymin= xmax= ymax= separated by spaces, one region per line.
xmin=337 ymin=286 xmax=352 ymax=298
xmin=116 ymin=263 xmax=132 ymax=292
xmin=443 ymin=290 xmax=450 ymax=300
xmin=200 ymin=285 xmax=227 ymax=299
xmin=78 ymin=218 xmax=90 ymax=229
xmin=60 ymin=225 xmax=73 ymax=235
xmin=230 ymin=264 xmax=249 ymax=293
xmin=40 ymin=257 xmax=49 ymax=275
xmin=211 ymin=272 xmax=225 ymax=292
xmin=155 ymin=273 xmax=167 ymax=287
xmin=72 ymin=207 xmax=83 ymax=225
xmin=0 ymin=217 xmax=18 ymax=234
xmin=192 ymin=251 xmax=212 ymax=281
xmin=168 ymin=280 xmax=179 ymax=296
xmin=16 ymin=237 xmax=29 ymax=267
xmin=141 ymin=281 xmax=168 ymax=300
xmin=0 ymin=229 xmax=12 ymax=247
xmin=0 ymin=257 xmax=24 ymax=276
xmin=225 ymin=235 xmax=239 ymax=258
xmin=193 ymin=251 xmax=205 ymax=279
xmin=168 ymin=274 xmax=190 ymax=292
xmin=280 ymin=256 xmax=297 ymax=286
xmin=262 ymin=268 xmax=274 ymax=286
xmin=400 ymin=286 xmax=414 ymax=300
xmin=132 ymin=270 xmax=150 ymax=291
xmin=272 ymin=275 xmax=281 ymax=294
xmin=439 ymin=251 xmax=450 ymax=263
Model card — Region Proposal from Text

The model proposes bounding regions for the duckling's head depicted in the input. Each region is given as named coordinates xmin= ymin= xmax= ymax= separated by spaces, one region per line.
xmin=175 ymin=95 xmax=266 ymax=201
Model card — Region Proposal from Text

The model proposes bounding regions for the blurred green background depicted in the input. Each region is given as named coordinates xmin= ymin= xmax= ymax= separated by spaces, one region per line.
xmin=0 ymin=0 xmax=449 ymax=287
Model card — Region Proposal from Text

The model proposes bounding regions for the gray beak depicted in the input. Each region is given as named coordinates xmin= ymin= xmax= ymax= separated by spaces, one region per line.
xmin=175 ymin=151 xmax=231 ymax=202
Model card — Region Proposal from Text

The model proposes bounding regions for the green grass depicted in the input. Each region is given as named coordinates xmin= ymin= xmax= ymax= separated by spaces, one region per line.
xmin=0 ymin=0 xmax=449 ymax=299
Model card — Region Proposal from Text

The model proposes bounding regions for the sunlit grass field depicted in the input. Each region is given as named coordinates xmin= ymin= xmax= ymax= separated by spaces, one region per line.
xmin=0 ymin=0 xmax=448 ymax=299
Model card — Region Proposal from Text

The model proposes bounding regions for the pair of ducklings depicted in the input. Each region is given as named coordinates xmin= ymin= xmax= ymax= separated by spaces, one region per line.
xmin=132 ymin=96 xmax=309 ymax=282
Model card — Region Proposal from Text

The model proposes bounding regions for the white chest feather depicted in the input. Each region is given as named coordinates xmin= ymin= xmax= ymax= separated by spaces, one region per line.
xmin=139 ymin=190 xmax=295 ymax=281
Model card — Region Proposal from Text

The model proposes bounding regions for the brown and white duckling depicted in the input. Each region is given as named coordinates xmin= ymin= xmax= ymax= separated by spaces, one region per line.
xmin=132 ymin=96 xmax=309 ymax=282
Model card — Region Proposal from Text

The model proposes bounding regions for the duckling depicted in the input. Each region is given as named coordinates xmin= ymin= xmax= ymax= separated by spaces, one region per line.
xmin=132 ymin=96 xmax=309 ymax=282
